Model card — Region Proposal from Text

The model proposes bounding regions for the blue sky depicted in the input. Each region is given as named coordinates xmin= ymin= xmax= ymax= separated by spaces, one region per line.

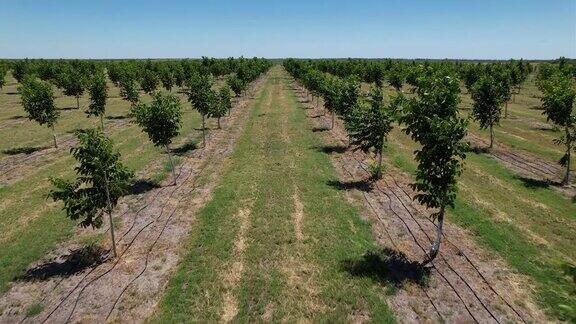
xmin=0 ymin=0 xmax=574 ymax=59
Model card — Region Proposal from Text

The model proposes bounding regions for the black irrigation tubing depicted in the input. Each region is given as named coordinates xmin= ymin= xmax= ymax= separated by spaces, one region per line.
xmin=0 ymin=119 xmax=129 ymax=179
xmin=41 ymin=76 xmax=265 ymax=324
xmin=348 ymin=152 xmax=499 ymax=324
xmin=470 ymin=136 xmax=558 ymax=177
xmin=386 ymin=176 xmax=528 ymax=323
xmin=338 ymin=162 xmax=444 ymax=322
xmin=336 ymin=156 xmax=480 ymax=324
xmin=103 ymin=76 xmax=266 ymax=321
xmin=293 ymin=86 xmax=485 ymax=323
xmin=105 ymin=158 xmax=211 ymax=320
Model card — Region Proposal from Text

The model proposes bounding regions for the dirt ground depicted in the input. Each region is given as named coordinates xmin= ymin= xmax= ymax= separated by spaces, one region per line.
xmin=292 ymin=81 xmax=549 ymax=323
xmin=0 ymin=73 xmax=269 ymax=323
xmin=467 ymin=133 xmax=576 ymax=199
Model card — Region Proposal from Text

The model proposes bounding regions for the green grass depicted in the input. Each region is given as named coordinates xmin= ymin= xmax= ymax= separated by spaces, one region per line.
xmin=0 ymin=76 xmax=217 ymax=293
xmin=383 ymin=128 xmax=576 ymax=321
xmin=24 ymin=302 xmax=43 ymax=318
xmin=154 ymin=67 xmax=395 ymax=322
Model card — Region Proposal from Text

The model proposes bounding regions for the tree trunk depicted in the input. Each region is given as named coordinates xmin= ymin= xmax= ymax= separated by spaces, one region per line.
xmin=564 ymin=126 xmax=572 ymax=185
xmin=166 ymin=145 xmax=177 ymax=185
xmin=489 ymin=124 xmax=494 ymax=149
xmin=76 ymin=95 xmax=80 ymax=109
xmin=331 ymin=111 xmax=335 ymax=130
xmin=504 ymin=101 xmax=508 ymax=118
xmin=103 ymin=172 xmax=117 ymax=258
xmin=217 ymin=117 xmax=221 ymax=129
xmin=423 ymin=207 xmax=445 ymax=265
xmin=376 ymin=148 xmax=383 ymax=179
xmin=100 ymin=114 xmax=105 ymax=131
xmin=51 ymin=125 xmax=58 ymax=148
xmin=202 ymin=114 xmax=206 ymax=148
xmin=316 ymin=96 xmax=319 ymax=109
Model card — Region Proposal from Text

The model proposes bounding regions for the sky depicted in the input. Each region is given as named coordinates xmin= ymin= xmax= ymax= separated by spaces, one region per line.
xmin=0 ymin=0 xmax=574 ymax=59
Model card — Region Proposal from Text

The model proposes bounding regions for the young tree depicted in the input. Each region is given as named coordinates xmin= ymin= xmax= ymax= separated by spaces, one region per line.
xmin=400 ymin=68 xmax=468 ymax=264
xmin=345 ymin=87 xmax=394 ymax=179
xmin=0 ymin=65 xmax=7 ymax=92
xmin=497 ymin=73 xmax=512 ymax=118
xmin=471 ymin=75 xmax=503 ymax=149
xmin=87 ymin=73 xmax=108 ymax=130
xmin=188 ymin=73 xmax=215 ymax=147
xmin=119 ymin=76 xmax=139 ymax=106
xmin=140 ymin=69 xmax=159 ymax=94
xmin=159 ymin=67 xmax=175 ymax=92
xmin=19 ymin=78 xmax=60 ymax=148
xmin=218 ymin=85 xmax=233 ymax=118
xmin=132 ymin=92 xmax=182 ymax=185
xmin=226 ymin=74 xmax=245 ymax=98
xmin=50 ymin=129 xmax=133 ymax=257
xmin=388 ymin=65 xmax=404 ymax=91
xmin=540 ymin=75 xmax=575 ymax=185
xmin=58 ymin=69 xmax=85 ymax=109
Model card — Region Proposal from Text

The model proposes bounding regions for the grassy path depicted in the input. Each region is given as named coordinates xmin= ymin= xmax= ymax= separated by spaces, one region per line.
xmin=154 ymin=66 xmax=395 ymax=322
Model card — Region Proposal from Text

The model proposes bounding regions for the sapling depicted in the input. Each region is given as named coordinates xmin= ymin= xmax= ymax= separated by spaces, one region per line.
xmin=49 ymin=129 xmax=133 ymax=257
xmin=188 ymin=73 xmax=215 ymax=147
xmin=87 ymin=73 xmax=108 ymax=130
xmin=540 ymin=74 xmax=575 ymax=185
xmin=471 ymin=75 xmax=503 ymax=149
xmin=132 ymin=92 xmax=182 ymax=185
xmin=345 ymin=87 xmax=394 ymax=179
xmin=19 ymin=78 xmax=60 ymax=148
xmin=400 ymin=68 xmax=468 ymax=264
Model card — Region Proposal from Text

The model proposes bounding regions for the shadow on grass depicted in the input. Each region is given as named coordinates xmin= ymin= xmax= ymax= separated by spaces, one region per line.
xmin=312 ymin=126 xmax=330 ymax=133
xmin=2 ymin=145 xmax=49 ymax=155
xmin=5 ymin=92 xmax=19 ymax=95
xmin=514 ymin=175 xmax=555 ymax=189
xmin=128 ymin=179 xmax=161 ymax=195
xmin=327 ymin=179 xmax=373 ymax=192
xmin=57 ymin=106 xmax=78 ymax=111
xmin=309 ymin=114 xmax=325 ymax=118
xmin=16 ymin=245 xmax=107 ymax=281
xmin=172 ymin=141 xmax=198 ymax=156
xmin=341 ymin=248 xmax=431 ymax=288
xmin=106 ymin=115 xmax=129 ymax=120
xmin=466 ymin=145 xmax=490 ymax=154
xmin=8 ymin=115 xmax=26 ymax=120
xmin=314 ymin=144 xmax=347 ymax=154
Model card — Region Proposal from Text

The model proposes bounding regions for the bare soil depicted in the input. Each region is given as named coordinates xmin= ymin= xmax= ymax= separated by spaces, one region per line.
xmin=0 ymin=73 xmax=269 ymax=324
xmin=467 ymin=133 xmax=576 ymax=199
xmin=292 ymin=82 xmax=549 ymax=324
xmin=0 ymin=119 xmax=131 ymax=187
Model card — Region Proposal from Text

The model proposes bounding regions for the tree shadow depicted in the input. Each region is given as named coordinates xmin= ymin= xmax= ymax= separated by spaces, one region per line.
xmin=465 ymin=145 xmax=490 ymax=154
xmin=128 ymin=179 xmax=161 ymax=195
xmin=16 ymin=245 xmax=108 ymax=282
xmin=314 ymin=144 xmax=347 ymax=154
xmin=309 ymin=114 xmax=325 ymax=118
xmin=312 ymin=126 xmax=330 ymax=132
xmin=531 ymin=126 xmax=558 ymax=132
xmin=106 ymin=115 xmax=129 ymax=120
xmin=2 ymin=145 xmax=49 ymax=155
xmin=528 ymin=105 xmax=543 ymax=110
xmin=172 ymin=140 xmax=198 ymax=156
xmin=8 ymin=115 xmax=26 ymax=120
xmin=327 ymin=179 xmax=373 ymax=192
xmin=57 ymin=106 xmax=77 ymax=111
xmin=341 ymin=248 xmax=431 ymax=288
xmin=514 ymin=175 xmax=555 ymax=189
xmin=5 ymin=91 xmax=19 ymax=95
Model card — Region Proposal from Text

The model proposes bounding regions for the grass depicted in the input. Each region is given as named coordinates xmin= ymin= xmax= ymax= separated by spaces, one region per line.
xmin=153 ymin=67 xmax=395 ymax=322
xmin=24 ymin=302 xmax=43 ymax=318
xmin=383 ymin=126 xmax=576 ymax=321
xmin=0 ymin=75 xmax=217 ymax=293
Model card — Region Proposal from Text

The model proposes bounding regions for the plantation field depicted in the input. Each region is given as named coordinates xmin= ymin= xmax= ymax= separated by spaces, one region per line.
xmin=0 ymin=60 xmax=574 ymax=323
